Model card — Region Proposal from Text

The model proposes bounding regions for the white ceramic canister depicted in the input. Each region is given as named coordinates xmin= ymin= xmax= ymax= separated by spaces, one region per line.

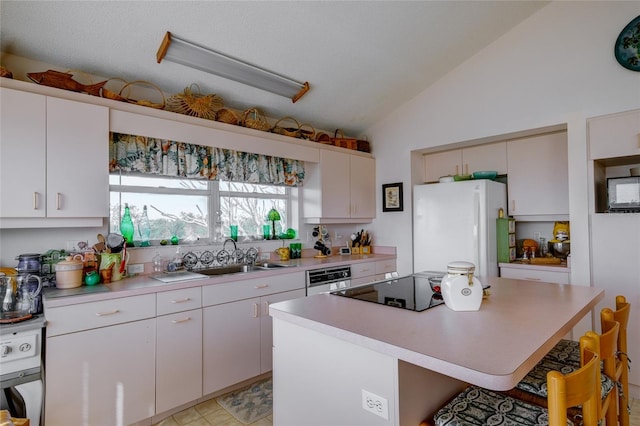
xmin=55 ymin=255 xmax=84 ymax=289
xmin=441 ymin=261 xmax=483 ymax=311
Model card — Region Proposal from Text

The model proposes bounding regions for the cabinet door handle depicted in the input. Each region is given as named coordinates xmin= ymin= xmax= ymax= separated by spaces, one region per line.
xmin=455 ymin=165 xmax=459 ymax=176
xmin=511 ymin=200 xmax=516 ymax=212
xmin=56 ymin=192 xmax=62 ymax=210
xmin=254 ymin=284 xmax=269 ymax=289
xmin=171 ymin=297 xmax=191 ymax=303
xmin=33 ymin=192 xmax=39 ymax=210
xmin=464 ymin=164 xmax=469 ymax=175
xmin=263 ymin=301 xmax=269 ymax=316
xmin=95 ymin=309 xmax=120 ymax=316
xmin=253 ymin=303 xmax=259 ymax=318
xmin=171 ymin=317 xmax=191 ymax=324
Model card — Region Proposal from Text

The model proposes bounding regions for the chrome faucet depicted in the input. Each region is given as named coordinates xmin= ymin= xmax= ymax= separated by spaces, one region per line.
xmin=223 ymin=238 xmax=238 ymax=263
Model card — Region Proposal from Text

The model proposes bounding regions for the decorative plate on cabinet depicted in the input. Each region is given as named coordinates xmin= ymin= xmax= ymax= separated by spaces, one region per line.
xmin=615 ymin=15 xmax=640 ymax=72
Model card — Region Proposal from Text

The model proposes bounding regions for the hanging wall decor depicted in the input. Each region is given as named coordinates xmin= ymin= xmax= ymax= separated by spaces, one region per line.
xmin=382 ymin=182 xmax=403 ymax=212
xmin=615 ymin=15 xmax=640 ymax=72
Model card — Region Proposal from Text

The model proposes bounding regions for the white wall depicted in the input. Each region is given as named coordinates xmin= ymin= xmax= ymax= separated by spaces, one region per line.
xmin=367 ymin=2 xmax=640 ymax=280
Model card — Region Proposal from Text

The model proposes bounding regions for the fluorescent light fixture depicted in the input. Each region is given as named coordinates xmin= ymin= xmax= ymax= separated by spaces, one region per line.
xmin=157 ymin=31 xmax=310 ymax=103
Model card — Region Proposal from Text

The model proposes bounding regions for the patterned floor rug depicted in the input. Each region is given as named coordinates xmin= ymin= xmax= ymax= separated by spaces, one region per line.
xmin=216 ymin=378 xmax=273 ymax=424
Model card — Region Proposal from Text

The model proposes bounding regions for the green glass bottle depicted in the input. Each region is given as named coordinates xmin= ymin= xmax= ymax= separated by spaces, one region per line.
xmin=138 ymin=205 xmax=151 ymax=247
xmin=120 ymin=203 xmax=135 ymax=246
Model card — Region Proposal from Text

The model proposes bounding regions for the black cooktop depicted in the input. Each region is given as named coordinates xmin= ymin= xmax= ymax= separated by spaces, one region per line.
xmin=332 ymin=272 xmax=445 ymax=312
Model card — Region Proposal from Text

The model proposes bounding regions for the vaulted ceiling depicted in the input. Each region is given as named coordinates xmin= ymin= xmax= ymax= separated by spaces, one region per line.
xmin=0 ymin=1 xmax=548 ymax=136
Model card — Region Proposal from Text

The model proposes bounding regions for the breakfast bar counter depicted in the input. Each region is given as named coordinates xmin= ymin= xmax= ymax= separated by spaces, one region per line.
xmin=269 ymin=277 xmax=604 ymax=426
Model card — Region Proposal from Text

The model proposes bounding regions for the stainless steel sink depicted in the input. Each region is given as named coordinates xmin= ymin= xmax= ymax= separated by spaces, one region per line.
xmin=195 ymin=262 xmax=289 ymax=276
xmin=255 ymin=262 xmax=289 ymax=269
xmin=196 ymin=264 xmax=254 ymax=275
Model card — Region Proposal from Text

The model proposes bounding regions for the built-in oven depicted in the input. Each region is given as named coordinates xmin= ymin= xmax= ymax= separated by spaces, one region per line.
xmin=305 ymin=266 xmax=351 ymax=296
xmin=0 ymin=315 xmax=45 ymax=426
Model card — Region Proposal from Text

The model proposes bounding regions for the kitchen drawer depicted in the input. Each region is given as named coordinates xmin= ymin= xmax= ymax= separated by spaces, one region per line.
xmin=375 ymin=260 xmax=396 ymax=275
xmin=500 ymin=266 xmax=569 ymax=285
xmin=350 ymin=261 xmax=376 ymax=279
xmin=202 ymin=272 xmax=304 ymax=307
xmin=45 ymin=294 xmax=156 ymax=336
xmin=157 ymin=286 xmax=202 ymax=316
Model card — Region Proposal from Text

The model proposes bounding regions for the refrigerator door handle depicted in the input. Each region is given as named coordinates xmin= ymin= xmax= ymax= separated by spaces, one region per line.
xmin=473 ymin=188 xmax=481 ymax=277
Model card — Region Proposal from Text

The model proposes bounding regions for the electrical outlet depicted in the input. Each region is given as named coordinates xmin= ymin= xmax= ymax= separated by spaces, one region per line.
xmin=362 ymin=389 xmax=388 ymax=420
xmin=128 ymin=264 xmax=144 ymax=274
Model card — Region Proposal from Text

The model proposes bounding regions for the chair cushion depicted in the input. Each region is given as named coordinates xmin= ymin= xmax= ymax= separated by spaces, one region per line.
xmin=543 ymin=339 xmax=581 ymax=367
xmin=516 ymin=357 xmax=615 ymax=401
xmin=433 ymin=386 xmax=573 ymax=426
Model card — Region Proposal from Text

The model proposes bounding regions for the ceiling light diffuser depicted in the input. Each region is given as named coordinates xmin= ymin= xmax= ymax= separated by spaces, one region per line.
xmin=157 ymin=31 xmax=309 ymax=103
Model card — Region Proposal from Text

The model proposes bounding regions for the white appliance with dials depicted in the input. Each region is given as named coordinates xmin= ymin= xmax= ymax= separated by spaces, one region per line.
xmin=412 ymin=180 xmax=507 ymax=283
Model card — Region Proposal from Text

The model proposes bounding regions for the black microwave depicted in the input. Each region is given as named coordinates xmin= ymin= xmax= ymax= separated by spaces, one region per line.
xmin=607 ymin=176 xmax=640 ymax=212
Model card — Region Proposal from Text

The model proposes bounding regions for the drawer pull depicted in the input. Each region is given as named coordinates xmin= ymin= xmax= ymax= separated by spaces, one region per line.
xmin=171 ymin=297 xmax=191 ymax=304
xmin=95 ymin=309 xmax=120 ymax=316
xmin=171 ymin=317 xmax=191 ymax=324
xmin=254 ymin=284 xmax=269 ymax=289
xmin=524 ymin=277 xmax=542 ymax=281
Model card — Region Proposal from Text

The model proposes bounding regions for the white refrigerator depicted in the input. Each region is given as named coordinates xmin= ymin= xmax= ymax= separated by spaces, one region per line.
xmin=413 ymin=180 xmax=507 ymax=282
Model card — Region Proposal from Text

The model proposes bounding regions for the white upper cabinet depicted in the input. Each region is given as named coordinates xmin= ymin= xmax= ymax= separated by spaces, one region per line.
xmin=350 ymin=154 xmax=376 ymax=219
xmin=0 ymin=88 xmax=47 ymax=218
xmin=588 ymin=109 xmax=640 ymax=160
xmin=506 ymin=132 xmax=569 ymax=218
xmin=0 ymin=88 xmax=109 ymax=226
xmin=303 ymin=149 xmax=376 ymax=223
xmin=423 ymin=142 xmax=507 ymax=182
xmin=46 ymin=96 xmax=109 ymax=218
xmin=462 ymin=142 xmax=507 ymax=175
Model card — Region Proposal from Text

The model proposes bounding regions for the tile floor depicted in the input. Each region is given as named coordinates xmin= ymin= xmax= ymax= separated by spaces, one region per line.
xmin=153 ymin=389 xmax=272 ymax=426
xmin=157 ymin=394 xmax=639 ymax=426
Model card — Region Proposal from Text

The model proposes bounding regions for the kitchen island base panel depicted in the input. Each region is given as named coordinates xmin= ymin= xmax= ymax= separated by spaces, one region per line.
xmin=274 ymin=319 xmax=399 ymax=425
xmin=398 ymin=360 xmax=467 ymax=426
xmin=273 ymin=319 xmax=466 ymax=426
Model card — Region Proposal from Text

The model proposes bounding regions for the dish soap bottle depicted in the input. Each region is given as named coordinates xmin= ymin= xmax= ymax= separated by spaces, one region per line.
xmin=120 ymin=203 xmax=135 ymax=247
xmin=152 ymin=251 xmax=163 ymax=273
xmin=139 ymin=205 xmax=151 ymax=247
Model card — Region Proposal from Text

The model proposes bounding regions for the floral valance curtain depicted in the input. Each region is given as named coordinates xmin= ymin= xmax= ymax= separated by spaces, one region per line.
xmin=109 ymin=132 xmax=305 ymax=187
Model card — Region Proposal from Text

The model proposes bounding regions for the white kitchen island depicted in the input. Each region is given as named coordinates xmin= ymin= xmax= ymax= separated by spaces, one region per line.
xmin=269 ymin=277 xmax=604 ymax=425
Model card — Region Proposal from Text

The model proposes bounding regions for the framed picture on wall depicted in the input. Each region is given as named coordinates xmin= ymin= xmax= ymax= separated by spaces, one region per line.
xmin=382 ymin=182 xmax=403 ymax=212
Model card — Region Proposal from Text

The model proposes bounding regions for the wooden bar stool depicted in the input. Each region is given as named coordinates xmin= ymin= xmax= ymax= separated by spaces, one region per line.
xmin=602 ymin=295 xmax=631 ymax=426
xmin=422 ymin=335 xmax=600 ymax=426
xmin=545 ymin=295 xmax=629 ymax=370
xmin=509 ymin=319 xmax=619 ymax=426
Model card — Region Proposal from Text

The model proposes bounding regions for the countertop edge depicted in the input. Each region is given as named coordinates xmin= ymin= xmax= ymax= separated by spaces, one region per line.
xmin=43 ymin=253 xmax=396 ymax=308
xmin=269 ymin=280 xmax=604 ymax=391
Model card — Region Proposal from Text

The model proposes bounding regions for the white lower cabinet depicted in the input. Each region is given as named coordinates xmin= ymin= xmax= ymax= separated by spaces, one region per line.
xmin=203 ymin=298 xmax=261 ymax=395
xmin=260 ymin=288 xmax=306 ymax=373
xmin=156 ymin=287 xmax=203 ymax=414
xmin=202 ymin=272 xmax=305 ymax=396
xmin=351 ymin=260 xmax=397 ymax=286
xmin=45 ymin=318 xmax=156 ymax=425
xmin=499 ymin=264 xmax=569 ymax=284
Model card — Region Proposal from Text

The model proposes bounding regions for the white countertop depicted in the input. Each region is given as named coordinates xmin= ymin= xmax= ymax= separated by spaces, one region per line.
xmin=269 ymin=277 xmax=603 ymax=391
xmin=43 ymin=253 xmax=396 ymax=308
